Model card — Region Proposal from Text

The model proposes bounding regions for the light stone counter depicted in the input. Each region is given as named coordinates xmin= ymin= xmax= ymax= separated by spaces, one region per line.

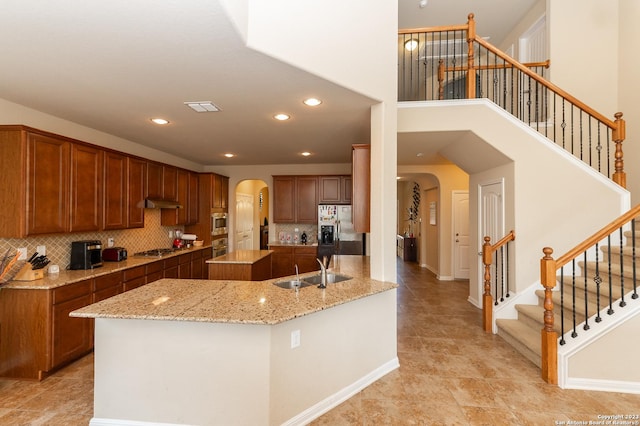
xmin=1 ymin=245 xmax=212 ymax=290
xmin=72 ymin=255 xmax=396 ymax=325
xmin=207 ymin=249 xmax=272 ymax=264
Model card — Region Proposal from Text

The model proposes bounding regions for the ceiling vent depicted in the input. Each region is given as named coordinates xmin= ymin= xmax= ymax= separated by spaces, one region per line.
xmin=184 ymin=101 xmax=221 ymax=112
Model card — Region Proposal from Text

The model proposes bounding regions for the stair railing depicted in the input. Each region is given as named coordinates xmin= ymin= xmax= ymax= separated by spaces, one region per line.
xmin=539 ymin=204 xmax=640 ymax=384
xmin=481 ymin=230 xmax=515 ymax=333
xmin=399 ymin=13 xmax=627 ymax=188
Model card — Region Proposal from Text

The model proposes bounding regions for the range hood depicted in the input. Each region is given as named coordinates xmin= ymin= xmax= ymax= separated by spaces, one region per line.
xmin=144 ymin=199 xmax=183 ymax=209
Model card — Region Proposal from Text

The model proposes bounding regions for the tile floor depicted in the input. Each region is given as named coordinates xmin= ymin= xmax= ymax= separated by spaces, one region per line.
xmin=0 ymin=259 xmax=639 ymax=425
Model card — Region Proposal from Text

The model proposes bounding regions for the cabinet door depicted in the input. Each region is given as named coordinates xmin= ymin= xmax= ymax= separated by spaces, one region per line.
xmin=146 ymin=161 xmax=163 ymax=199
xmin=52 ymin=294 xmax=92 ymax=368
xmin=273 ymin=176 xmax=295 ymax=223
xmin=103 ymin=151 xmax=127 ymax=229
xmin=220 ymin=175 xmax=229 ymax=210
xmin=178 ymin=253 xmax=191 ymax=278
xmin=271 ymin=247 xmax=295 ymax=278
xmin=146 ymin=260 xmax=163 ymax=284
xmin=294 ymin=246 xmax=320 ymax=273
xmin=352 ymin=145 xmax=370 ymax=232
xmin=319 ymin=176 xmax=341 ymax=204
xmin=163 ymin=166 xmax=178 ymax=201
xmin=161 ymin=169 xmax=188 ymax=226
xmin=128 ymin=157 xmax=146 ymax=228
xmin=212 ymin=174 xmax=223 ymax=209
xmin=26 ymin=132 xmax=70 ymax=235
xmin=187 ymin=172 xmax=199 ymax=225
xmin=70 ymin=143 xmax=102 ymax=232
xmin=341 ymin=175 xmax=352 ymax=204
xmin=296 ymin=176 xmax=318 ymax=224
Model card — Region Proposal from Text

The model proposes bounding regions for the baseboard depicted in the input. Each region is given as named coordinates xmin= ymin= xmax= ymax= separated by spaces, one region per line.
xmin=90 ymin=357 xmax=401 ymax=426
xmin=282 ymin=357 xmax=400 ymax=426
xmin=563 ymin=377 xmax=640 ymax=395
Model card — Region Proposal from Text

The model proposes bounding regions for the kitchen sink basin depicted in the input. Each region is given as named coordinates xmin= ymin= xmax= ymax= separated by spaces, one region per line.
xmin=302 ymin=273 xmax=352 ymax=285
xmin=273 ymin=279 xmax=313 ymax=289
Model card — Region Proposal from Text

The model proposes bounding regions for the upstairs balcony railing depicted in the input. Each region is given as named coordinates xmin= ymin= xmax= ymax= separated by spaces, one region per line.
xmin=399 ymin=13 xmax=626 ymax=188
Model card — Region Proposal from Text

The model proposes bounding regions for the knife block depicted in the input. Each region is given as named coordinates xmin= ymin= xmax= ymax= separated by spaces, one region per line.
xmin=13 ymin=263 xmax=45 ymax=281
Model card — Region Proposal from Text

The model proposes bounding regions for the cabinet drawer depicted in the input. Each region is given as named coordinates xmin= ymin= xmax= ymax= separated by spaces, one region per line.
xmin=163 ymin=257 xmax=179 ymax=268
xmin=178 ymin=253 xmax=191 ymax=264
xmin=94 ymin=272 xmax=122 ymax=292
xmin=123 ymin=265 xmax=145 ymax=281
xmin=146 ymin=260 xmax=163 ymax=274
xmin=53 ymin=279 xmax=92 ymax=305
xmin=123 ymin=276 xmax=146 ymax=292
xmin=94 ymin=285 xmax=122 ymax=303
xmin=146 ymin=271 xmax=163 ymax=284
xmin=295 ymin=246 xmax=318 ymax=255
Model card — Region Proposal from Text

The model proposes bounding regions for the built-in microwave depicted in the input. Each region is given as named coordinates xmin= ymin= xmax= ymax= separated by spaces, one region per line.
xmin=212 ymin=212 xmax=228 ymax=236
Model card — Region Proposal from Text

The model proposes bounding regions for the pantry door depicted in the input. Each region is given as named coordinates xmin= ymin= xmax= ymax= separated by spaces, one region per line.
xmin=235 ymin=193 xmax=254 ymax=250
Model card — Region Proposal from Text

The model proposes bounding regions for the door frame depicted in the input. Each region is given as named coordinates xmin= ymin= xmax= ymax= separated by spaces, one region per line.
xmin=451 ymin=190 xmax=470 ymax=280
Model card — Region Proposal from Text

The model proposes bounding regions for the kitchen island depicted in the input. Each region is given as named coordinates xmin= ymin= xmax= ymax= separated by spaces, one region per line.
xmin=206 ymin=249 xmax=272 ymax=281
xmin=72 ymin=256 xmax=398 ymax=426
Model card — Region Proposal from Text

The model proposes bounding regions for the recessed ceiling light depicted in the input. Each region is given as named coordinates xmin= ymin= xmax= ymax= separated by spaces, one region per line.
xmin=184 ymin=101 xmax=221 ymax=113
xmin=303 ymin=98 xmax=322 ymax=107
xmin=404 ymin=39 xmax=419 ymax=51
xmin=224 ymin=153 xmax=235 ymax=158
xmin=396 ymin=176 xmax=402 ymax=180
xmin=274 ymin=113 xmax=290 ymax=121
xmin=301 ymin=151 xmax=312 ymax=157
xmin=151 ymin=118 xmax=169 ymax=125
xmin=416 ymin=152 xmax=424 ymax=157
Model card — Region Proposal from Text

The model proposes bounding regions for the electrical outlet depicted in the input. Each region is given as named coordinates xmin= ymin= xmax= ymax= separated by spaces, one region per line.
xmin=107 ymin=238 xmax=114 ymax=248
xmin=169 ymin=230 xmax=174 ymax=238
xmin=36 ymin=245 xmax=46 ymax=256
xmin=17 ymin=247 xmax=27 ymax=260
xmin=291 ymin=330 xmax=301 ymax=349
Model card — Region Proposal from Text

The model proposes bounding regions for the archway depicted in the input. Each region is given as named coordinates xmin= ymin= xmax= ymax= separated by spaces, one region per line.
xmin=234 ymin=179 xmax=269 ymax=250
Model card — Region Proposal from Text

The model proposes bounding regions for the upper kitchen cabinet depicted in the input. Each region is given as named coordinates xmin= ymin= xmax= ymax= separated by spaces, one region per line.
xmin=187 ymin=171 xmax=199 ymax=225
xmin=162 ymin=165 xmax=178 ymax=202
xmin=161 ymin=169 xmax=191 ymax=226
xmin=211 ymin=173 xmax=229 ymax=210
xmin=70 ymin=143 xmax=102 ymax=233
xmin=103 ymin=151 xmax=128 ymax=230
xmin=273 ymin=175 xmax=318 ymax=224
xmin=352 ymin=144 xmax=370 ymax=233
xmin=0 ymin=126 xmax=71 ymax=238
xmin=319 ymin=175 xmax=352 ymax=204
xmin=127 ymin=157 xmax=146 ymax=228
xmin=146 ymin=161 xmax=163 ymax=199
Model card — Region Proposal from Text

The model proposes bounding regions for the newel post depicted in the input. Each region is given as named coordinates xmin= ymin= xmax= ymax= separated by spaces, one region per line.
xmin=482 ymin=236 xmax=493 ymax=332
xmin=540 ymin=247 xmax=558 ymax=384
xmin=466 ymin=13 xmax=476 ymax=99
xmin=612 ymin=112 xmax=626 ymax=189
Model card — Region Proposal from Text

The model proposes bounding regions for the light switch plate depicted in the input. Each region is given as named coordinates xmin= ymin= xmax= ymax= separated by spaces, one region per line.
xmin=107 ymin=238 xmax=114 ymax=248
xmin=37 ymin=245 xmax=46 ymax=256
xmin=17 ymin=247 xmax=27 ymax=260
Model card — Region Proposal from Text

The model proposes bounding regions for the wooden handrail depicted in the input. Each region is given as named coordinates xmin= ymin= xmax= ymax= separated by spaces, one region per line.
xmin=482 ymin=230 xmax=515 ymax=332
xmin=554 ymin=203 xmax=640 ymax=268
xmin=444 ymin=60 xmax=550 ymax=73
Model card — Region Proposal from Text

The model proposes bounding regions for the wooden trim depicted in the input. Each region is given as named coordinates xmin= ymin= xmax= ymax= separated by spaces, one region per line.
xmin=444 ymin=60 xmax=550 ymax=72
xmin=481 ymin=231 xmax=515 ymax=333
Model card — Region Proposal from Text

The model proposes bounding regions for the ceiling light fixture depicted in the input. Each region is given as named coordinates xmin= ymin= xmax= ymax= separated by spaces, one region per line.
xmin=301 ymin=151 xmax=312 ymax=157
xmin=274 ymin=113 xmax=290 ymax=121
xmin=184 ymin=101 xmax=221 ymax=113
xmin=303 ymin=98 xmax=322 ymax=107
xmin=404 ymin=38 xmax=419 ymax=51
xmin=224 ymin=153 xmax=235 ymax=158
xmin=419 ymin=0 xmax=428 ymax=8
xmin=150 ymin=118 xmax=169 ymax=125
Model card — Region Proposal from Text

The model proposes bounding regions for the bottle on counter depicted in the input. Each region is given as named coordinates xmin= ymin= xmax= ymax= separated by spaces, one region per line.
xmin=301 ymin=232 xmax=307 ymax=245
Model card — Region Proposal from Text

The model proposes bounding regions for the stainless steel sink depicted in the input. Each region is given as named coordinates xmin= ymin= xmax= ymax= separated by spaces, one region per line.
xmin=302 ymin=273 xmax=352 ymax=285
xmin=273 ymin=279 xmax=313 ymax=289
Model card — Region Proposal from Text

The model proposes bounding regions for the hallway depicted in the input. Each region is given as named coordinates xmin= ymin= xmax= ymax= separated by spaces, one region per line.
xmin=0 ymin=259 xmax=639 ymax=424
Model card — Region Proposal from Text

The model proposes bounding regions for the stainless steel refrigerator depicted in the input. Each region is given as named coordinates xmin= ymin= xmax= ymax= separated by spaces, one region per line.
xmin=318 ymin=205 xmax=364 ymax=255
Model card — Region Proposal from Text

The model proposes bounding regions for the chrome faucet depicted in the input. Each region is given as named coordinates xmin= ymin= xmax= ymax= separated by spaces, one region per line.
xmin=316 ymin=256 xmax=329 ymax=288
xmin=294 ymin=264 xmax=300 ymax=287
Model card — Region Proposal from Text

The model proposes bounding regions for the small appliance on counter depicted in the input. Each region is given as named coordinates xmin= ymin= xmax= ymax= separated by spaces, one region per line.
xmin=13 ymin=251 xmax=51 ymax=281
xmin=70 ymin=240 xmax=103 ymax=270
xmin=102 ymin=247 xmax=128 ymax=262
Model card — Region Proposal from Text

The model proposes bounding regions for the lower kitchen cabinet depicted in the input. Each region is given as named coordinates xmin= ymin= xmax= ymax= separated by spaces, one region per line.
xmin=294 ymin=246 xmax=320 ymax=273
xmin=178 ymin=252 xmax=191 ymax=278
xmin=123 ymin=265 xmax=146 ymax=291
xmin=270 ymin=246 xmax=320 ymax=278
xmin=163 ymin=256 xmax=179 ymax=278
xmin=51 ymin=280 xmax=93 ymax=368
xmin=93 ymin=271 xmax=123 ymax=302
xmin=190 ymin=250 xmax=204 ymax=278
xmin=146 ymin=260 xmax=163 ymax=284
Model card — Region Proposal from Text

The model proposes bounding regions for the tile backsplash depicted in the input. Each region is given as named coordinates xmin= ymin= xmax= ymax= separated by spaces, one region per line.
xmin=0 ymin=209 xmax=184 ymax=281
xmin=273 ymin=224 xmax=318 ymax=245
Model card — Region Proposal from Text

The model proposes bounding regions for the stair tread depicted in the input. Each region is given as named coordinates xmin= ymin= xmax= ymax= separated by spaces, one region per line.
xmin=496 ymin=318 xmax=540 ymax=356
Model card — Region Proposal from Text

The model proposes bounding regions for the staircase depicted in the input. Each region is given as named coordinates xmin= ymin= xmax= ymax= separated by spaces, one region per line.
xmin=496 ymin=221 xmax=640 ymax=367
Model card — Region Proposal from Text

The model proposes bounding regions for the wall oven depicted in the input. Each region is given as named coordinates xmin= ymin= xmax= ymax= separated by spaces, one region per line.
xmin=213 ymin=237 xmax=228 ymax=258
xmin=212 ymin=212 xmax=228 ymax=236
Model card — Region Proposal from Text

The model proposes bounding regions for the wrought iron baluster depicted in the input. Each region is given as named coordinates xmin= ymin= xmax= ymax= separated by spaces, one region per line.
xmin=493 ymin=250 xmax=499 ymax=306
xmin=582 ymin=250 xmax=590 ymax=330
xmin=500 ymin=246 xmax=505 ymax=302
xmin=595 ymin=242 xmax=602 ymax=323
xmin=506 ymin=243 xmax=510 ymax=298
xmin=633 ymin=219 xmax=638 ymax=300
xmin=571 ymin=259 xmax=578 ymax=338
xmin=560 ymin=267 xmax=566 ymax=345
xmin=619 ymin=227 xmax=626 ymax=307
xmin=607 ymin=235 xmax=614 ymax=315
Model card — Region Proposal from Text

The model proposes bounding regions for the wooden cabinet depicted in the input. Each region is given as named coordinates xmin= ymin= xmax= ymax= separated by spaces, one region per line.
xmin=319 ymin=175 xmax=351 ymax=204
xmin=146 ymin=161 xmax=163 ymax=199
xmin=123 ymin=265 xmax=146 ymax=291
xmin=51 ymin=280 xmax=93 ymax=369
xmin=190 ymin=249 xmax=203 ymax=278
xmin=93 ymin=272 xmax=123 ymax=302
xmin=146 ymin=260 xmax=163 ymax=284
xmin=70 ymin=143 xmax=102 ymax=232
xmin=187 ymin=171 xmax=199 ymax=225
xmin=403 ymin=237 xmax=417 ymax=262
xmin=26 ymin=131 xmax=71 ymax=235
xmin=178 ymin=252 xmax=192 ymax=278
xmin=163 ymin=256 xmax=179 ymax=278
xmin=103 ymin=151 xmax=128 ymax=230
xmin=127 ymin=157 xmax=146 ymax=228
xmin=163 ymin=165 xmax=178 ymax=202
xmin=270 ymin=245 xmax=320 ymax=278
xmin=161 ymin=168 xmax=189 ymax=226
xmin=220 ymin=175 xmax=229 ymax=210
xmin=352 ymin=144 xmax=370 ymax=233
xmin=211 ymin=173 xmax=229 ymax=210
xmin=273 ymin=176 xmax=318 ymax=224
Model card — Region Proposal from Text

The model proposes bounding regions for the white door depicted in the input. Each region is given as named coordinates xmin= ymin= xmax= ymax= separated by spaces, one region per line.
xmin=478 ymin=180 xmax=505 ymax=299
xmin=235 ymin=193 xmax=254 ymax=250
xmin=453 ymin=191 xmax=469 ymax=279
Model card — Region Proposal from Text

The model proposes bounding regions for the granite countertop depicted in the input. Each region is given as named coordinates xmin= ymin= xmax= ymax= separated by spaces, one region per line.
xmin=71 ymin=256 xmax=397 ymax=325
xmin=1 ymin=245 xmax=212 ymax=290
xmin=206 ymin=249 xmax=272 ymax=264
xmin=268 ymin=243 xmax=319 ymax=247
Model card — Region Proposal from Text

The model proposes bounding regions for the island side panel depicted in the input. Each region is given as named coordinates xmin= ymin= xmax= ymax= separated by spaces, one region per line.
xmin=270 ymin=289 xmax=398 ymax=425
xmin=92 ymin=319 xmax=271 ymax=425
